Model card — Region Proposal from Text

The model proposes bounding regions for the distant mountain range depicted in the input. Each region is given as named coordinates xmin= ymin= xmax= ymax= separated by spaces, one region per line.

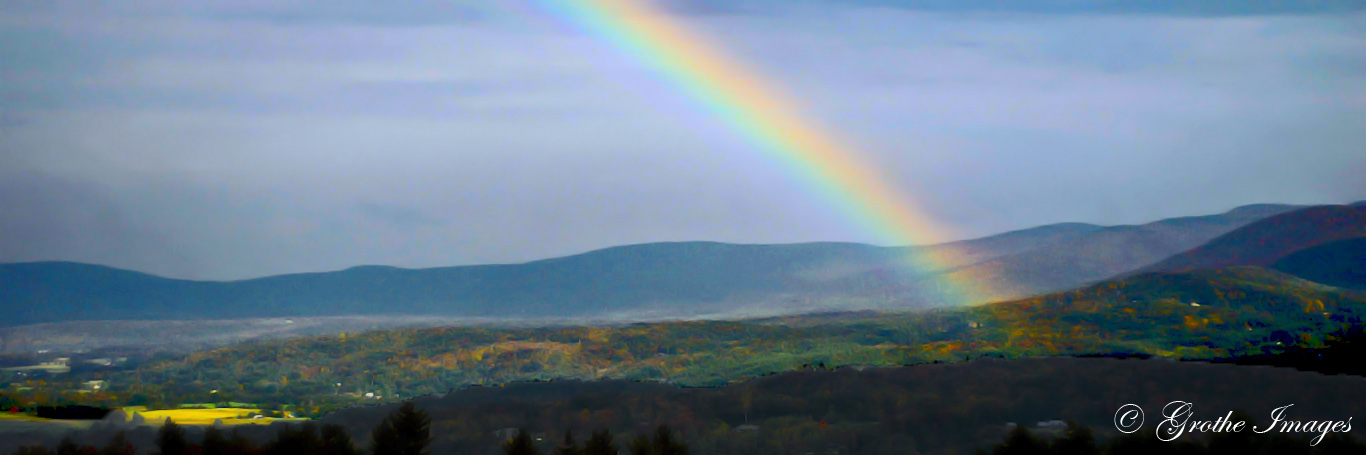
xmin=935 ymin=203 xmax=1303 ymax=297
xmin=4 ymin=202 xmax=1354 ymax=326
xmin=1135 ymin=203 xmax=1365 ymax=290
xmin=1140 ymin=204 xmax=1365 ymax=273
xmin=37 ymin=238 xmax=1363 ymax=417
xmin=3 ymin=202 xmax=1365 ymax=437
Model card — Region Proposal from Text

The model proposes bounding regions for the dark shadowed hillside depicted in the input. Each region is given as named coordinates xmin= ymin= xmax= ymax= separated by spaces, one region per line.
xmin=1270 ymin=237 xmax=1366 ymax=289
xmin=0 ymin=204 xmax=1301 ymax=325
xmin=312 ymin=358 xmax=1366 ymax=455
xmin=936 ymin=203 xmax=1302 ymax=298
xmin=1139 ymin=204 xmax=1366 ymax=275
xmin=9 ymin=358 xmax=1362 ymax=455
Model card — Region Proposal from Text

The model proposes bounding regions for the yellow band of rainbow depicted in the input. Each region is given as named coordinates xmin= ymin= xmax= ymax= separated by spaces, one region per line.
xmin=538 ymin=0 xmax=997 ymax=305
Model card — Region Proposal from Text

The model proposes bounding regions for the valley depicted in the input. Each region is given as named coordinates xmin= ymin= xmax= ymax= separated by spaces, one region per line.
xmin=5 ymin=2 xmax=1360 ymax=452
xmin=2 ymin=204 xmax=1363 ymax=454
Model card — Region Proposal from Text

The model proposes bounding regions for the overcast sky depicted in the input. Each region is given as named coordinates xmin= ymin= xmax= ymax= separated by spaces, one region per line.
xmin=2 ymin=0 xmax=1363 ymax=280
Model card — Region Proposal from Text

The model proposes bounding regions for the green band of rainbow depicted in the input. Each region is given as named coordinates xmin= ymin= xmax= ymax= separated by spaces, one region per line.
xmin=537 ymin=0 xmax=997 ymax=305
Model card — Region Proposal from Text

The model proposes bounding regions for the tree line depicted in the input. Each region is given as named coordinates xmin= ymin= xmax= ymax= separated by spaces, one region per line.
xmin=7 ymin=402 xmax=688 ymax=455
xmin=7 ymin=356 xmax=1366 ymax=454
xmin=981 ymin=419 xmax=1365 ymax=455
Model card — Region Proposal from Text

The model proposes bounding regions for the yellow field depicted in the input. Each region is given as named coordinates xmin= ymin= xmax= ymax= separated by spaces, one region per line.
xmin=129 ymin=408 xmax=285 ymax=425
xmin=0 ymin=413 xmax=50 ymax=422
xmin=0 ymin=408 xmax=300 ymax=427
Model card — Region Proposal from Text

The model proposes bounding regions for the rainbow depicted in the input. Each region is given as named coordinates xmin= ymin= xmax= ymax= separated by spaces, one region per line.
xmin=534 ymin=0 xmax=998 ymax=305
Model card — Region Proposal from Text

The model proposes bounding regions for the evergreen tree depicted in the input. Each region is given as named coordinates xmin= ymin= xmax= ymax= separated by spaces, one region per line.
xmin=320 ymin=423 xmax=360 ymax=455
xmin=651 ymin=425 xmax=687 ymax=455
xmin=556 ymin=429 xmax=580 ymax=455
xmin=991 ymin=426 xmax=1044 ymax=455
xmin=581 ymin=429 xmax=617 ymax=455
xmin=503 ymin=429 xmax=540 ymax=455
xmin=371 ymin=414 xmax=400 ymax=455
xmin=99 ymin=432 xmax=134 ymax=455
xmin=155 ymin=419 xmax=189 ymax=455
xmin=201 ymin=426 xmax=226 ymax=455
xmin=373 ymin=402 xmax=431 ymax=455
xmin=627 ymin=433 xmax=651 ymax=455
xmin=227 ymin=428 xmax=258 ymax=455
xmin=270 ymin=422 xmax=321 ymax=455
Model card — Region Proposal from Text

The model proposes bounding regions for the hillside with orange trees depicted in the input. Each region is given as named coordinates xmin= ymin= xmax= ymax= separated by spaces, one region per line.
xmin=3 ymin=265 xmax=1360 ymax=419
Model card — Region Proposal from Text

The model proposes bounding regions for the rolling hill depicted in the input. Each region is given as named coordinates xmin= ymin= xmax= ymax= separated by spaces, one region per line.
xmin=936 ymin=203 xmax=1305 ymax=297
xmin=6 ymin=203 xmax=1366 ymax=446
xmin=54 ymin=264 xmax=1365 ymax=412
xmin=5 ymin=202 xmax=1364 ymax=454
xmin=1137 ymin=204 xmax=1366 ymax=274
xmin=1270 ymin=237 xmax=1366 ymax=289
xmin=0 ymin=203 xmax=1305 ymax=325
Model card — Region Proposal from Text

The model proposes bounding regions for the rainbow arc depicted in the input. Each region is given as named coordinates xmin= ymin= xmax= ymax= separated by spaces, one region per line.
xmin=537 ymin=0 xmax=1000 ymax=305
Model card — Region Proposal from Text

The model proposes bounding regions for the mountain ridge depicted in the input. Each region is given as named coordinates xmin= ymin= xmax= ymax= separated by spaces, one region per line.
xmin=1137 ymin=204 xmax=1366 ymax=274
xmin=932 ymin=202 xmax=1307 ymax=299
xmin=0 ymin=203 xmax=1310 ymax=325
xmin=2 ymin=203 xmax=1302 ymax=282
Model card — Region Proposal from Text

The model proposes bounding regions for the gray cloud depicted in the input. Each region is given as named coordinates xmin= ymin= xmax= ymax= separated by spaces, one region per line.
xmin=1 ymin=1 xmax=1363 ymax=279
xmin=357 ymin=202 xmax=447 ymax=228
xmin=674 ymin=0 xmax=1365 ymax=17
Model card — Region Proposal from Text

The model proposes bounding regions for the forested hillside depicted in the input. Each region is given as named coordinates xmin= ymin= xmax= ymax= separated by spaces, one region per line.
xmin=5 ymin=266 xmax=1360 ymax=418
xmin=1139 ymin=204 xmax=1365 ymax=274
xmin=1270 ymin=238 xmax=1366 ymax=290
